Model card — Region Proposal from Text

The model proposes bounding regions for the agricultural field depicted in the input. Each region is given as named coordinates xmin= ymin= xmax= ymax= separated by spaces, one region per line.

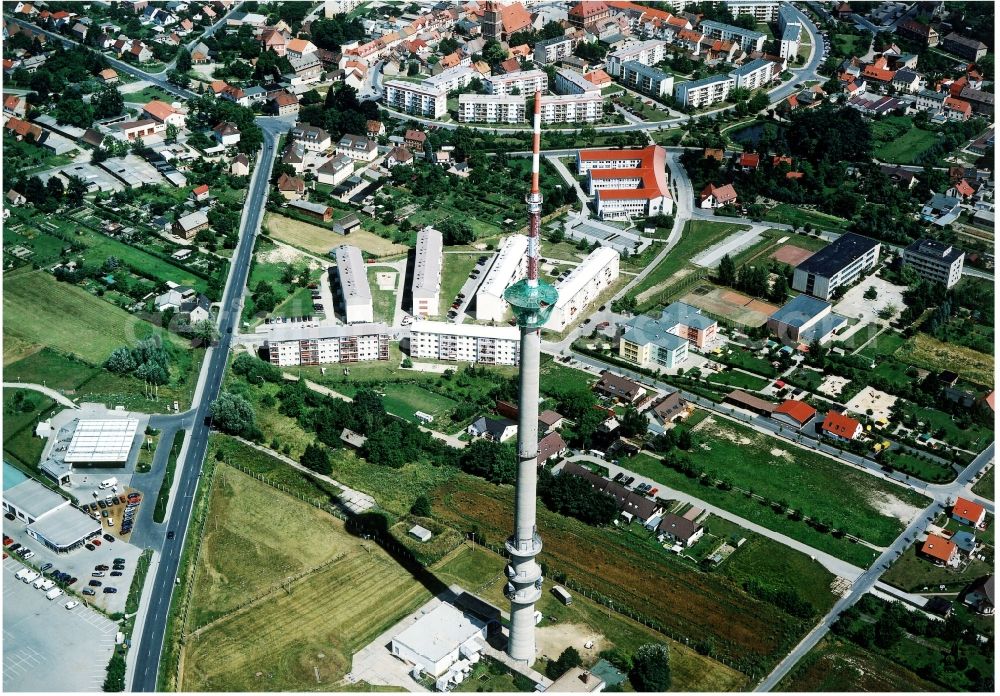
xmin=430 ymin=472 xmax=831 ymax=677
xmin=179 ymin=465 xmax=431 ymax=691
xmin=265 ymin=213 xmax=408 ymax=258
xmin=762 ymin=204 xmax=849 ymax=231
xmin=433 ymin=545 xmax=748 ymax=692
xmin=777 ymin=637 xmax=937 ymax=692
xmin=896 ymin=333 xmax=994 ymax=387
xmin=3 ymin=269 xmax=182 ymax=365
xmin=624 ymin=416 xmax=931 ymax=563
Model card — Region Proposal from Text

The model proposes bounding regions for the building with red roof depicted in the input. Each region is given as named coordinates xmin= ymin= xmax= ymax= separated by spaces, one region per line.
xmin=568 ymin=1 xmax=611 ymax=29
xmin=738 ymin=152 xmax=760 ymax=171
xmin=943 ymin=97 xmax=972 ymax=121
xmin=699 ymin=183 xmax=737 ymax=209
xmin=952 ymin=497 xmax=986 ymax=528
xmin=821 ymin=411 xmax=862 ymax=441
xmin=577 ymin=146 xmax=673 ymax=220
xmin=583 ymin=69 xmax=611 ymax=86
xmin=772 ymin=155 xmax=793 ymax=167
xmin=772 ymin=400 xmax=817 ymax=428
xmin=921 ymin=534 xmax=958 ymax=565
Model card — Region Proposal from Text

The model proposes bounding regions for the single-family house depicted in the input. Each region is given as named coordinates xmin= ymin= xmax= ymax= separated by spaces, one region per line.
xmin=212 ymin=121 xmax=240 ymax=146
xmin=190 ymin=183 xmax=210 ymax=202
xmin=820 ymin=410 xmax=862 ymax=441
xmin=920 ymin=533 xmax=958 ymax=566
xmin=964 ymin=575 xmax=994 ymax=615
xmin=230 ymin=153 xmax=250 ymax=176
xmin=386 ymin=145 xmax=414 ymax=168
xmin=952 ymin=496 xmax=986 ymax=528
xmin=173 ymin=210 xmax=209 ymax=239
xmin=467 ymin=416 xmax=517 ymax=442
xmin=700 ymin=182 xmax=738 ymax=209
xmin=275 ymin=172 xmax=306 ymax=200
xmin=594 ymin=371 xmax=647 ymax=404
xmin=657 ymin=513 xmax=704 ymax=548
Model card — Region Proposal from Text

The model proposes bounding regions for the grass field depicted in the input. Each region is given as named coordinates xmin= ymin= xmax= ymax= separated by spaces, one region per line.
xmin=777 ymin=637 xmax=936 ymax=692
xmin=897 ymin=333 xmax=994 ymax=387
xmin=337 ymin=382 xmax=459 ymax=424
xmin=265 ymin=213 xmax=408 ymax=258
xmin=972 ymin=466 xmax=994 ymax=500
xmin=632 ymin=220 xmax=751 ymax=301
xmin=434 ymin=545 xmax=748 ymax=692
xmin=4 ymin=269 xmax=181 ymax=365
xmin=367 ymin=267 xmax=398 ymax=323
xmin=762 ymin=205 xmax=850 ymax=231
xmin=180 ymin=465 xmax=432 ymax=691
xmin=431 ymin=473 xmax=829 ymax=676
xmin=704 ymin=369 xmax=770 ymax=391
xmin=872 ymin=116 xmax=941 ymax=165
xmin=438 ymin=253 xmax=480 ymax=317
xmin=624 ymin=417 xmax=930 ymax=558
xmin=3 ymin=389 xmax=58 ymax=471
xmin=882 ymin=542 xmax=993 ymax=594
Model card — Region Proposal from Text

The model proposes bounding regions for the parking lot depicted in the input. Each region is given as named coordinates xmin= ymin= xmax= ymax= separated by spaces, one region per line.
xmin=3 ymin=555 xmax=119 ymax=691
xmin=3 ymin=517 xmax=143 ymax=614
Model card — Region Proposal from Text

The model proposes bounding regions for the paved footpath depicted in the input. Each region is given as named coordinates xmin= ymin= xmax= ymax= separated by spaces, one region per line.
xmin=3 ymin=382 xmax=79 ymax=409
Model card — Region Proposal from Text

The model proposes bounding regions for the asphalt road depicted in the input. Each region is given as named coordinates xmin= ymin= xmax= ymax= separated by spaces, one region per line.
xmin=130 ymin=123 xmax=281 ymax=692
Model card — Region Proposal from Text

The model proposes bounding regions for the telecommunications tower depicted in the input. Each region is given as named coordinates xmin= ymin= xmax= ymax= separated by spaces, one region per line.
xmin=503 ymin=92 xmax=557 ymax=664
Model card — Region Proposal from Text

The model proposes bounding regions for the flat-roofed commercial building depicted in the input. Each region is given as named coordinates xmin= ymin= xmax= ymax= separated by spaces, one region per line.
xmin=792 ymin=233 xmax=881 ymax=300
xmin=390 ymin=603 xmax=488 ymax=678
xmin=767 ymin=294 xmax=847 ymax=345
xmin=263 ymin=323 xmax=390 ymax=366
xmin=901 ymin=238 xmax=965 ymax=289
xmin=621 ymin=60 xmax=674 ymax=97
xmin=65 ymin=419 xmax=139 ymax=464
xmin=3 ymin=478 xmax=101 ymax=552
xmin=384 ymin=79 xmax=447 ymax=118
xmin=458 ymin=94 xmax=527 ymax=123
xmin=545 ymin=247 xmax=620 ymax=331
xmin=579 ymin=145 xmax=674 ymax=219
xmin=476 ymin=234 xmax=528 ymax=321
xmin=332 ymin=244 xmax=374 ymax=322
xmin=412 ymin=226 xmax=443 ymax=317
xmin=554 ymin=67 xmax=602 ymax=95
xmin=409 ymin=321 xmax=521 ymax=365
xmin=698 ymin=19 xmax=766 ymax=52
xmin=485 ymin=69 xmax=548 ymax=96
xmin=605 ymin=39 xmax=667 ymax=77
xmin=538 ymin=93 xmax=602 ymax=123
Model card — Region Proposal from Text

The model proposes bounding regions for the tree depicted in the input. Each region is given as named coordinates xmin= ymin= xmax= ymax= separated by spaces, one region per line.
xmin=630 ymin=644 xmax=671 ymax=692
xmin=66 ymin=175 xmax=87 ymax=207
xmin=546 ymin=647 xmax=582 ymax=679
xmin=167 ymin=69 xmax=190 ymax=88
xmin=165 ymin=122 xmax=179 ymax=144
xmin=769 ymin=273 xmax=789 ymax=304
xmin=482 ymin=39 xmax=508 ymax=67
xmin=210 ymin=391 xmax=258 ymax=438
xmin=717 ymin=254 xmax=737 ymax=287
xmin=46 ymin=176 xmax=65 ymax=202
xmin=176 ymin=46 xmax=192 ymax=73
xmin=189 ymin=319 xmax=219 ymax=345
xmin=619 ymin=406 xmax=647 ymax=438
xmin=103 ymin=347 xmax=136 ymax=374
xmin=301 ymin=442 xmax=332 ymax=475
xmin=92 ymin=85 xmax=124 ymax=119
xmin=410 ymin=494 xmax=432 ymax=517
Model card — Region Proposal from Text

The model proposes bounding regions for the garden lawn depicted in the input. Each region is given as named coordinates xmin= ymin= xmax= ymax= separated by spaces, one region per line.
xmin=972 ymin=466 xmax=994 ymax=500
xmin=901 ymin=402 xmax=993 ymax=452
xmin=762 ymin=204 xmax=849 ymax=231
xmin=3 ymin=390 xmax=58 ymax=472
xmin=437 ymin=253 xmax=480 ymax=317
xmin=881 ymin=543 xmax=993 ymax=594
xmin=3 ymin=269 xmax=183 ymax=365
xmin=338 ymin=383 xmax=458 ymax=424
xmin=705 ymin=369 xmax=771 ymax=390
xmin=367 ymin=267 xmax=397 ymax=323
xmin=872 ymin=116 xmax=940 ymax=165
xmin=265 ymin=213 xmax=408 ymax=257
xmin=628 ymin=417 xmax=930 ymax=549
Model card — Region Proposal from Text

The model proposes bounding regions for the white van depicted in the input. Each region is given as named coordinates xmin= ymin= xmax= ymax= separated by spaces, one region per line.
xmin=99 ymin=477 xmax=119 ymax=490
xmin=39 ymin=579 xmax=56 ymax=592
xmin=32 ymin=576 xmax=47 ymax=589
xmin=46 ymin=588 xmax=64 ymax=600
xmin=13 ymin=567 xmax=29 ymax=581
xmin=21 ymin=570 xmax=39 ymax=584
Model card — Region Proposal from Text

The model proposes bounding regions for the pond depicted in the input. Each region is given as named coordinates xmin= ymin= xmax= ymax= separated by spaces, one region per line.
xmin=729 ymin=121 xmax=783 ymax=147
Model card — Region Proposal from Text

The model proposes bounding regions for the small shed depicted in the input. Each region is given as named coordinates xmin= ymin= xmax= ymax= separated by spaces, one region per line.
xmin=340 ymin=428 xmax=367 ymax=448
xmin=409 ymin=524 xmax=433 ymax=542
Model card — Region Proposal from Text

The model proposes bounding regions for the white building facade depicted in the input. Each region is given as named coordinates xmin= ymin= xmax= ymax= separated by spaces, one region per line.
xmin=333 ymin=244 xmax=375 ymax=323
xmin=412 ymin=226 xmax=444 ymax=317
xmin=476 ymin=234 xmax=528 ymax=321
xmin=264 ymin=324 xmax=391 ymax=366
xmin=605 ymin=39 xmax=667 ymax=77
xmin=538 ymin=93 xmax=603 ymax=123
xmin=384 ymin=80 xmax=448 ymax=118
xmin=485 ymin=69 xmax=548 ymax=96
xmin=545 ymin=247 xmax=620 ymax=331
xmin=409 ymin=321 xmax=521 ymax=365
xmin=458 ymin=94 xmax=527 ymax=123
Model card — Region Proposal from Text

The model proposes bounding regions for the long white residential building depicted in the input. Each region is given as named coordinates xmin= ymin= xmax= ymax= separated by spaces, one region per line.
xmin=675 ymin=58 xmax=778 ymax=107
xmin=263 ymin=323 xmax=391 ymax=366
xmin=730 ymin=57 xmax=779 ymax=90
xmin=777 ymin=3 xmax=802 ymax=61
xmin=539 ymin=93 xmax=602 ymax=123
xmin=533 ymin=35 xmax=574 ymax=64
xmin=458 ymin=94 xmax=527 ymax=123
xmin=554 ymin=67 xmax=602 ymax=95
xmin=476 ymin=234 xmax=528 ymax=321
xmin=409 ymin=321 xmax=521 ymax=365
xmin=605 ymin=39 xmax=667 ymax=77
xmin=698 ymin=20 xmax=767 ymax=52
xmin=723 ymin=0 xmax=781 ymax=22
xmin=424 ymin=66 xmax=478 ymax=93
xmin=545 ymin=247 xmax=620 ymax=331
xmin=484 ymin=69 xmax=548 ymax=96
xmin=332 ymin=244 xmax=374 ymax=323
xmin=412 ymin=226 xmax=443 ymax=317
xmin=384 ymin=79 xmax=447 ymax=118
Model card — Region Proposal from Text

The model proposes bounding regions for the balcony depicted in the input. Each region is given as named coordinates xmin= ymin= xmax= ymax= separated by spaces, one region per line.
xmin=505 ymin=533 xmax=542 ymax=558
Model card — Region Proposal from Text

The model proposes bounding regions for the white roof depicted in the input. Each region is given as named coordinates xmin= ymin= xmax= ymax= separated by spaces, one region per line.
xmin=2 ymin=479 xmax=70 ymax=519
xmin=458 ymin=93 xmax=526 ymax=105
xmin=424 ymin=65 xmax=476 ymax=88
xmin=479 ymin=234 xmax=528 ymax=299
xmin=487 ymin=68 xmax=546 ymax=86
xmin=412 ymin=227 xmax=443 ymax=300
xmin=553 ymin=246 xmax=619 ymax=309
xmin=28 ymin=505 xmax=101 ymax=548
xmin=262 ymin=322 xmax=390 ymax=343
xmin=410 ymin=320 xmax=520 ymax=341
xmin=556 ymin=67 xmax=601 ymax=93
xmin=393 ymin=603 xmax=486 ymax=664
xmin=65 ymin=419 xmax=138 ymax=463
xmin=333 ymin=245 xmax=373 ymax=306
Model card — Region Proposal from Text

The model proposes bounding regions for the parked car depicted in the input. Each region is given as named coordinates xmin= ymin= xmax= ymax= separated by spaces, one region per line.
xmin=92 ymin=539 xmax=101 ymax=547
xmin=103 ymin=534 xmax=116 ymax=543
xmin=68 ymin=577 xmax=78 ymax=585
xmin=82 ymin=588 xmax=96 ymax=596
xmin=4 ymin=512 xmax=15 ymax=521
xmin=114 ymin=558 xmax=126 ymax=564
xmin=97 ymin=501 xmax=107 ymax=509
xmin=103 ymin=587 xmax=118 ymax=594
xmin=9 ymin=543 xmax=21 ymax=552
xmin=110 ymin=571 xmax=123 ymax=577
xmin=167 ymin=531 xmax=175 ymax=540
xmin=95 ymin=565 xmax=109 ymax=571
xmin=92 ymin=572 xmax=105 ymax=577
xmin=85 ymin=544 xmax=95 ymax=551
xmin=88 ymin=580 xmax=102 ymax=587
xmin=64 ymin=600 xmax=79 ymax=610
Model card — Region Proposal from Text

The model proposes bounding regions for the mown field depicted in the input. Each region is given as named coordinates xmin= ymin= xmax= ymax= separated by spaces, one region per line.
xmin=430 ymin=472 xmax=831 ymax=677
xmin=180 ymin=465 xmax=432 ymax=691
xmin=433 ymin=545 xmax=749 ymax=692
xmin=972 ymin=466 xmax=994 ymax=500
xmin=265 ymin=212 xmax=408 ymax=258
xmin=338 ymin=382 xmax=459 ymax=424
xmin=3 ymin=269 xmax=180 ymax=365
xmin=777 ymin=637 xmax=937 ymax=692
xmin=762 ymin=204 xmax=850 ymax=231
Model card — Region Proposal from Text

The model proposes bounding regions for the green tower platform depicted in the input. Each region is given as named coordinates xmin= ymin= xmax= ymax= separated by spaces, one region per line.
xmin=504 ymin=279 xmax=558 ymax=330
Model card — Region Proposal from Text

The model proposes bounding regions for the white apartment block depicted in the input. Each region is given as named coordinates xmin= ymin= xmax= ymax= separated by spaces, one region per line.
xmin=409 ymin=321 xmax=520 ymax=365
xmin=723 ymin=0 xmax=781 ymax=22
xmin=333 ymin=244 xmax=374 ymax=323
xmin=476 ymin=234 xmax=528 ymax=321
xmin=485 ymin=69 xmax=549 ymax=96
xmin=264 ymin=323 xmax=390 ymax=366
xmin=554 ymin=67 xmax=602 ymax=95
xmin=412 ymin=226 xmax=443 ymax=317
xmin=458 ymin=94 xmax=527 ymax=123
xmin=698 ymin=20 xmax=766 ymax=52
xmin=384 ymin=80 xmax=447 ymax=118
xmin=622 ymin=60 xmax=674 ymax=97
xmin=777 ymin=3 xmax=802 ymax=61
xmin=605 ymin=39 xmax=667 ymax=77
xmin=534 ymin=35 xmax=574 ymax=64
xmin=424 ymin=66 xmax=478 ymax=93
xmin=792 ymin=233 xmax=881 ymax=301
xmin=730 ymin=57 xmax=778 ymax=90
xmin=539 ymin=93 xmax=603 ymax=123
xmin=545 ymin=247 xmax=620 ymax=331
xmin=676 ymin=74 xmax=735 ymax=107
xmin=901 ymin=238 xmax=965 ymax=289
